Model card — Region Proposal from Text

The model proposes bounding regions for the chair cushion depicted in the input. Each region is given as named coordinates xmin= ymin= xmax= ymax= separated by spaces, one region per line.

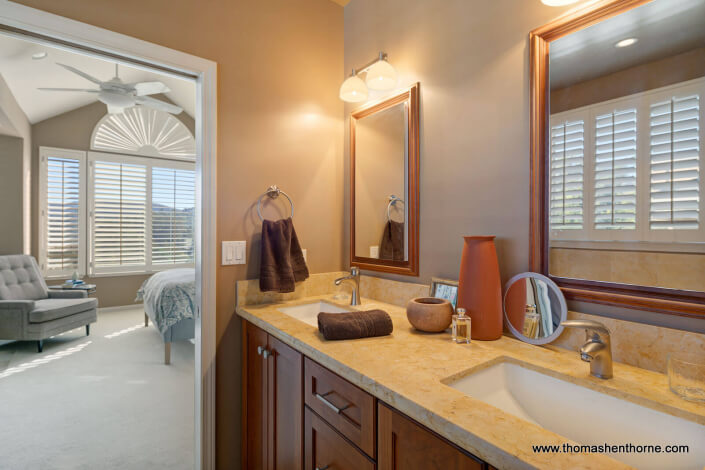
xmin=0 ymin=255 xmax=49 ymax=301
xmin=29 ymin=298 xmax=98 ymax=323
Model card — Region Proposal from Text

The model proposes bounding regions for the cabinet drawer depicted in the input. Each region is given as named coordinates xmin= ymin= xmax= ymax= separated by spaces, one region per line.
xmin=305 ymin=407 xmax=375 ymax=470
xmin=304 ymin=358 xmax=376 ymax=457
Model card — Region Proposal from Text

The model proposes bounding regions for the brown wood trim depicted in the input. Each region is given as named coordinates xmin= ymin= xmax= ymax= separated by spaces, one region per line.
xmin=241 ymin=318 xmax=248 ymax=470
xmin=529 ymin=0 xmax=705 ymax=319
xmin=350 ymin=83 xmax=420 ymax=277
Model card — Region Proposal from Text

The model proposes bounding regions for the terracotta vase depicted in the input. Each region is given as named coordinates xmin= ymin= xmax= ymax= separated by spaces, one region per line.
xmin=457 ymin=236 xmax=503 ymax=340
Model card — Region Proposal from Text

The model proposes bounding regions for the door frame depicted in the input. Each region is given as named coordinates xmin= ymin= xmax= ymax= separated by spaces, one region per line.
xmin=0 ymin=2 xmax=218 ymax=468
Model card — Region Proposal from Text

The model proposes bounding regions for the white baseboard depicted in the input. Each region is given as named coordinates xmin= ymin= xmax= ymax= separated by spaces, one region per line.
xmin=98 ymin=303 xmax=143 ymax=313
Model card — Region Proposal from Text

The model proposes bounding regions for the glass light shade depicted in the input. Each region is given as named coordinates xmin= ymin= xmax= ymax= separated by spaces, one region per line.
xmin=365 ymin=59 xmax=397 ymax=91
xmin=339 ymin=75 xmax=368 ymax=102
xmin=541 ymin=0 xmax=580 ymax=5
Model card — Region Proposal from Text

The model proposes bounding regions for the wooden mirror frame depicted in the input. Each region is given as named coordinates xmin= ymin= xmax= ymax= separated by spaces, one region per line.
xmin=529 ymin=0 xmax=705 ymax=318
xmin=350 ymin=83 xmax=420 ymax=276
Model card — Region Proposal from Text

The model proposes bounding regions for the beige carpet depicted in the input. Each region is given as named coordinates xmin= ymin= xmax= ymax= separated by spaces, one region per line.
xmin=0 ymin=306 xmax=194 ymax=469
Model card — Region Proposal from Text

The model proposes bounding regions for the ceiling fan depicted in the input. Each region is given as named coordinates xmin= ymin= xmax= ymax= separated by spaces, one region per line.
xmin=38 ymin=63 xmax=183 ymax=115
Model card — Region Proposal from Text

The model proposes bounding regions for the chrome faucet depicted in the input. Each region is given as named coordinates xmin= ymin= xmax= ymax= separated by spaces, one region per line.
xmin=561 ymin=319 xmax=613 ymax=379
xmin=335 ymin=267 xmax=361 ymax=306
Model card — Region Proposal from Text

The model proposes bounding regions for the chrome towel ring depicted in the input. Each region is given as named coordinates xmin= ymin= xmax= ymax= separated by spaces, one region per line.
xmin=257 ymin=185 xmax=294 ymax=221
xmin=387 ymin=195 xmax=405 ymax=223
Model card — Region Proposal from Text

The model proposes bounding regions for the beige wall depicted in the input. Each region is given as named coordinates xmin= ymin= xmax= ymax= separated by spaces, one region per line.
xmin=550 ymin=247 xmax=705 ymax=292
xmin=343 ymin=0 xmax=576 ymax=284
xmin=30 ymin=99 xmax=195 ymax=308
xmin=0 ymin=74 xmax=31 ymax=254
xmin=14 ymin=0 xmax=345 ymax=467
xmin=551 ymin=47 xmax=705 ymax=113
xmin=354 ymin=103 xmax=405 ymax=257
xmin=0 ymin=135 xmax=25 ymax=254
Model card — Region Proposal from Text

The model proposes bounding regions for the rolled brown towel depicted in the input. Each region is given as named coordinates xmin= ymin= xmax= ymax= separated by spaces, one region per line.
xmin=317 ymin=310 xmax=393 ymax=341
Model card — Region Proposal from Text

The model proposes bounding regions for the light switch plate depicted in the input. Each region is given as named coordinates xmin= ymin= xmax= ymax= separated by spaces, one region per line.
xmin=222 ymin=241 xmax=246 ymax=265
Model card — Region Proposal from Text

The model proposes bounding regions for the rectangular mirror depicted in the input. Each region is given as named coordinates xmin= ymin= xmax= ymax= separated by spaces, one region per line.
xmin=530 ymin=0 xmax=705 ymax=317
xmin=350 ymin=83 xmax=419 ymax=276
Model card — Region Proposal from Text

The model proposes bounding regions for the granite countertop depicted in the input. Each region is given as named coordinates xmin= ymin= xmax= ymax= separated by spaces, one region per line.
xmin=236 ymin=294 xmax=705 ymax=470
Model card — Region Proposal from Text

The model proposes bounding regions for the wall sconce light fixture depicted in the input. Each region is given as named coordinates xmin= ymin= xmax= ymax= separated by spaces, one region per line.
xmin=339 ymin=52 xmax=397 ymax=102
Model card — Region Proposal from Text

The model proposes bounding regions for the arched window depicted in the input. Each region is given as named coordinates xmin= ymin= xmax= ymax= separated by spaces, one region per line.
xmin=90 ymin=106 xmax=195 ymax=160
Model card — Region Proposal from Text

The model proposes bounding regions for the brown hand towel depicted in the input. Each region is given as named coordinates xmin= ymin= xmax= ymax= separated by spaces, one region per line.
xmin=317 ymin=310 xmax=393 ymax=341
xmin=379 ymin=220 xmax=404 ymax=261
xmin=260 ymin=217 xmax=309 ymax=293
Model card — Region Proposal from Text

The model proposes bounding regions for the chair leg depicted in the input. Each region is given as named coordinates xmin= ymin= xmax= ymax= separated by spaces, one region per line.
xmin=86 ymin=324 xmax=90 ymax=336
xmin=37 ymin=340 xmax=43 ymax=353
xmin=144 ymin=313 xmax=149 ymax=327
xmin=164 ymin=342 xmax=171 ymax=365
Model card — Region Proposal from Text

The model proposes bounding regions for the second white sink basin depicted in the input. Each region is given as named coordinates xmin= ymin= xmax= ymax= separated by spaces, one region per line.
xmin=446 ymin=359 xmax=705 ymax=469
xmin=278 ymin=301 xmax=351 ymax=327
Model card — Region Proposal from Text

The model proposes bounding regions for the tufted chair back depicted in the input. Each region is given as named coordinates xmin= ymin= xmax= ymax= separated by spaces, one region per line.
xmin=0 ymin=255 xmax=49 ymax=301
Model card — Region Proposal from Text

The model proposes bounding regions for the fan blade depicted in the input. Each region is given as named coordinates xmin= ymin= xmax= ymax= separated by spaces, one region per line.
xmin=107 ymin=105 xmax=126 ymax=114
xmin=56 ymin=63 xmax=103 ymax=85
xmin=135 ymin=96 xmax=183 ymax=114
xmin=133 ymin=81 xmax=170 ymax=96
xmin=37 ymin=87 xmax=99 ymax=92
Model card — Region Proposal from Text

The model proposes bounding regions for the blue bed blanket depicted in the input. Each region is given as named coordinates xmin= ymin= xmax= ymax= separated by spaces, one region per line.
xmin=136 ymin=269 xmax=196 ymax=334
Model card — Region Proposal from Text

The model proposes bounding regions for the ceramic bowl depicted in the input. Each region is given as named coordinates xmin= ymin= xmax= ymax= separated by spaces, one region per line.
xmin=406 ymin=297 xmax=453 ymax=332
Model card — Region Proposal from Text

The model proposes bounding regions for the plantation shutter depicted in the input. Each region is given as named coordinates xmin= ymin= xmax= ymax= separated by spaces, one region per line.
xmin=152 ymin=167 xmax=196 ymax=265
xmin=593 ymin=108 xmax=638 ymax=230
xmin=44 ymin=154 xmax=82 ymax=275
xmin=649 ymin=94 xmax=700 ymax=230
xmin=550 ymin=120 xmax=585 ymax=230
xmin=91 ymin=160 xmax=147 ymax=272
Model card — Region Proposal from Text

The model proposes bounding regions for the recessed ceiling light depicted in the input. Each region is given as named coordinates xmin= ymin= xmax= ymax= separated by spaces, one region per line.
xmin=32 ymin=51 xmax=48 ymax=60
xmin=615 ymin=38 xmax=638 ymax=48
xmin=541 ymin=0 xmax=580 ymax=6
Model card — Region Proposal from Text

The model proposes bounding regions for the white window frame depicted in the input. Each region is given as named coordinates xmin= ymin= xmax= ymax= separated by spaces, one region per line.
xmin=550 ymin=77 xmax=705 ymax=251
xmin=87 ymin=151 xmax=196 ymax=277
xmin=549 ymin=109 xmax=590 ymax=241
xmin=38 ymin=147 xmax=87 ymax=279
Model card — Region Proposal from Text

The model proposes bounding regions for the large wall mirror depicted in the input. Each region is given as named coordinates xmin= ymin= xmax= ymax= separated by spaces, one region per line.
xmin=530 ymin=0 xmax=705 ymax=317
xmin=350 ymin=83 xmax=419 ymax=276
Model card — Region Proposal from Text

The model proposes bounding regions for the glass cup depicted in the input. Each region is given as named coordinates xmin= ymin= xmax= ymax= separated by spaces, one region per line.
xmin=667 ymin=352 xmax=705 ymax=403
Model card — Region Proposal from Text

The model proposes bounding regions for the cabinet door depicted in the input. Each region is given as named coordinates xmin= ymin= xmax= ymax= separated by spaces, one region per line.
xmin=268 ymin=335 xmax=304 ymax=470
xmin=245 ymin=321 xmax=269 ymax=470
xmin=378 ymin=403 xmax=485 ymax=470
xmin=305 ymin=407 xmax=375 ymax=470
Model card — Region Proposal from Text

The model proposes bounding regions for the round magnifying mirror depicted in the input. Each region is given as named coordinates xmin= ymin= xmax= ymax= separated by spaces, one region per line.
xmin=503 ymin=272 xmax=567 ymax=345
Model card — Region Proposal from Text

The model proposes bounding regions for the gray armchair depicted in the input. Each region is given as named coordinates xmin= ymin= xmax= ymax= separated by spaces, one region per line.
xmin=0 ymin=255 xmax=97 ymax=352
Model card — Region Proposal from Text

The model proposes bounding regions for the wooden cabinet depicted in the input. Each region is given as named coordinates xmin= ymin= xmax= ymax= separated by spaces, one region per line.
xmin=304 ymin=407 xmax=376 ymax=470
xmin=243 ymin=320 xmax=490 ymax=470
xmin=378 ymin=403 xmax=485 ymax=470
xmin=243 ymin=321 xmax=303 ymax=470
xmin=304 ymin=358 xmax=376 ymax=458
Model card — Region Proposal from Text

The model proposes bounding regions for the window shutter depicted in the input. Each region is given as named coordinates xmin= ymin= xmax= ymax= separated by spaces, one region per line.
xmin=92 ymin=160 xmax=147 ymax=271
xmin=152 ymin=167 xmax=196 ymax=265
xmin=45 ymin=156 xmax=81 ymax=273
xmin=593 ymin=108 xmax=638 ymax=230
xmin=649 ymin=94 xmax=700 ymax=230
xmin=550 ymin=120 xmax=585 ymax=230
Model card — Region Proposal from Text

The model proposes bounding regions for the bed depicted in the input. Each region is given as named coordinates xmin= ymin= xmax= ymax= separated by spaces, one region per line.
xmin=136 ymin=268 xmax=196 ymax=364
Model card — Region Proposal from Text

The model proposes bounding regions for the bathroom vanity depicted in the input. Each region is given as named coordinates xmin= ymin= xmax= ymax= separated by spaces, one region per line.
xmin=236 ymin=285 xmax=705 ymax=470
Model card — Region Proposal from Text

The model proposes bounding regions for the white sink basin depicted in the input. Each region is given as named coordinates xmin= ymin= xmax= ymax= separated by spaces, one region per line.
xmin=446 ymin=359 xmax=705 ymax=469
xmin=278 ymin=301 xmax=351 ymax=327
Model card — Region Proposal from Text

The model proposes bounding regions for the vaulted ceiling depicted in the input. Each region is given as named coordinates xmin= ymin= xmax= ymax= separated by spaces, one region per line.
xmin=0 ymin=33 xmax=195 ymax=124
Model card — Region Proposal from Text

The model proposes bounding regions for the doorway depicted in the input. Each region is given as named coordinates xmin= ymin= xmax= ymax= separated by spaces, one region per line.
xmin=0 ymin=2 xmax=216 ymax=468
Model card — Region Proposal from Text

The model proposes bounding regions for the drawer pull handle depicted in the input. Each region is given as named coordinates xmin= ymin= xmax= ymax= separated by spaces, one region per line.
xmin=263 ymin=349 xmax=270 ymax=359
xmin=257 ymin=346 xmax=264 ymax=356
xmin=315 ymin=391 xmax=350 ymax=414
xmin=315 ymin=466 xmax=329 ymax=470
